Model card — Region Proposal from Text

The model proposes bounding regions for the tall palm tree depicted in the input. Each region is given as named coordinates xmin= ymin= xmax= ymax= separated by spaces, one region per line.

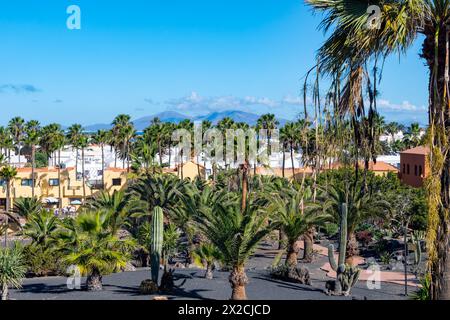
xmin=41 ymin=124 xmax=66 ymax=208
xmin=0 ymin=127 xmax=14 ymax=164
xmin=385 ymin=122 xmax=401 ymax=143
xmin=24 ymin=120 xmax=41 ymax=197
xmin=78 ymin=134 xmax=89 ymax=203
xmin=112 ymin=114 xmax=135 ymax=170
xmin=193 ymin=195 xmax=274 ymax=300
xmin=283 ymin=122 xmax=299 ymax=179
xmin=92 ymin=130 xmax=109 ymax=189
xmin=256 ymin=113 xmax=279 ymax=156
xmin=0 ymin=165 xmax=18 ymax=245
xmin=66 ymin=124 xmax=84 ymax=179
xmin=306 ymin=0 xmax=450 ymax=298
xmin=217 ymin=117 xmax=235 ymax=169
xmin=404 ymin=122 xmax=422 ymax=148
xmin=8 ymin=117 xmax=25 ymax=165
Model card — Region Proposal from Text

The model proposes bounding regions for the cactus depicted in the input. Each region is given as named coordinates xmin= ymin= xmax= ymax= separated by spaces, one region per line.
xmin=327 ymin=203 xmax=360 ymax=295
xmin=150 ymin=206 xmax=164 ymax=284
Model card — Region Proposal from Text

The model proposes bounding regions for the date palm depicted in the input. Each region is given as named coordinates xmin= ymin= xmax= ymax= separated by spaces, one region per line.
xmin=306 ymin=0 xmax=450 ymax=298
xmin=66 ymin=124 xmax=84 ymax=178
xmin=0 ymin=165 xmax=17 ymax=245
xmin=194 ymin=194 xmax=275 ymax=300
xmin=8 ymin=117 xmax=25 ymax=165
xmin=256 ymin=113 xmax=279 ymax=156
xmin=92 ymin=130 xmax=109 ymax=189
xmin=24 ymin=120 xmax=41 ymax=197
xmin=22 ymin=210 xmax=59 ymax=248
xmin=13 ymin=197 xmax=42 ymax=218
xmin=268 ymin=187 xmax=331 ymax=267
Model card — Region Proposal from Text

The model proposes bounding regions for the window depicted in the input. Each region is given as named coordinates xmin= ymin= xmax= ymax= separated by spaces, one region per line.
xmin=402 ymin=164 xmax=405 ymax=174
xmin=112 ymin=178 xmax=122 ymax=186
xmin=21 ymin=179 xmax=34 ymax=187
xmin=419 ymin=165 xmax=423 ymax=176
xmin=414 ymin=165 xmax=418 ymax=176
xmin=49 ymin=179 xmax=60 ymax=186
xmin=407 ymin=164 xmax=410 ymax=175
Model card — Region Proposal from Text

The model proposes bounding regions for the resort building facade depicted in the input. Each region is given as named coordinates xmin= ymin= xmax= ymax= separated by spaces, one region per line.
xmin=399 ymin=146 xmax=430 ymax=187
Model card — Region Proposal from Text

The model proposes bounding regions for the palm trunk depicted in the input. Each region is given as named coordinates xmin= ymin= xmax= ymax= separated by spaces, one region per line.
xmin=4 ymin=180 xmax=11 ymax=246
xmin=31 ymin=144 xmax=35 ymax=198
xmin=205 ymin=262 xmax=214 ymax=280
xmin=424 ymin=27 xmax=450 ymax=300
xmin=229 ymin=265 xmax=248 ymax=300
xmin=282 ymin=144 xmax=286 ymax=178
xmin=240 ymin=161 xmax=249 ymax=212
xmin=302 ymin=228 xmax=314 ymax=262
xmin=158 ymin=141 xmax=163 ymax=167
xmin=82 ymin=147 xmax=86 ymax=204
xmin=75 ymin=148 xmax=78 ymax=179
xmin=346 ymin=231 xmax=359 ymax=264
xmin=101 ymin=145 xmax=105 ymax=190
xmin=58 ymin=149 xmax=62 ymax=210
xmin=86 ymin=268 xmax=103 ymax=291
xmin=290 ymin=143 xmax=295 ymax=179
xmin=286 ymin=240 xmax=298 ymax=267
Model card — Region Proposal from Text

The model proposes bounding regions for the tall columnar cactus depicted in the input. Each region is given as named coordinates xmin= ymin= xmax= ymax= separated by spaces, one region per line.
xmin=151 ymin=206 xmax=164 ymax=284
xmin=327 ymin=203 xmax=360 ymax=296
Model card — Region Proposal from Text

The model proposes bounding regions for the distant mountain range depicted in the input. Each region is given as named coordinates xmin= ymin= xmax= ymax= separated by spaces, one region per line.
xmin=83 ymin=110 xmax=289 ymax=132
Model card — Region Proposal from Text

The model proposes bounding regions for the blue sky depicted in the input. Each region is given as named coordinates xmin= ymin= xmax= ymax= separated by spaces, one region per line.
xmin=0 ymin=0 xmax=428 ymax=126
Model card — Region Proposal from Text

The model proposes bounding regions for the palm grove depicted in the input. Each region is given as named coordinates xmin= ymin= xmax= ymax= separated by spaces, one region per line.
xmin=0 ymin=107 xmax=429 ymax=300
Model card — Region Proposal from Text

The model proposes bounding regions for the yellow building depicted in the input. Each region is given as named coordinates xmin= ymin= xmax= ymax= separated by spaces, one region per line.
xmin=163 ymin=161 xmax=206 ymax=180
xmin=0 ymin=166 xmax=128 ymax=210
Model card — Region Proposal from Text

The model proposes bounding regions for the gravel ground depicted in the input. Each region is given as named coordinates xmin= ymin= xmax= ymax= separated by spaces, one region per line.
xmin=10 ymin=243 xmax=416 ymax=300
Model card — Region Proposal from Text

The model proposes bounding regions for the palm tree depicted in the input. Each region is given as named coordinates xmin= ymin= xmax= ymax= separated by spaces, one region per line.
xmin=306 ymin=0 xmax=450 ymax=298
xmin=256 ymin=114 xmax=279 ymax=156
xmin=13 ymin=197 xmax=42 ymax=218
xmin=320 ymin=181 xmax=389 ymax=262
xmin=78 ymin=134 xmax=89 ymax=203
xmin=57 ymin=210 xmax=133 ymax=291
xmin=268 ymin=188 xmax=330 ymax=267
xmin=385 ymin=122 xmax=401 ymax=143
xmin=22 ymin=210 xmax=59 ymax=248
xmin=217 ymin=117 xmax=235 ymax=169
xmin=0 ymin=165 xmax=17 ymax=245
xmin=24 ymin=120 xmax=41 ymax=197
xmin=403 ymin=122 xmax=422 ymax=148
xmin=0 ymin=244 xmax=26 ymax=300
xmin=112 ymin=114 xmax=135 ymax=170
xmin=85 ymin=190 xmax=135 ymax=235
xmin=194 ymin=195 xmax=274 ymax=300
xmin=283 ymin=122 xmax=299 ymax=179
xmin=8 ymin=117 xmax=25 ymax=165
xmin=66 ymin=124 xmax=84 ymax=178
xmin=92 ymin=130 xmax=109 ymax=189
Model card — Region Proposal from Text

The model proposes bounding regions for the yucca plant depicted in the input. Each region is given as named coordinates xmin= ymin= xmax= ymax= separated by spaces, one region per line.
xmin=0 ymin=243 xmax=26 ymax=300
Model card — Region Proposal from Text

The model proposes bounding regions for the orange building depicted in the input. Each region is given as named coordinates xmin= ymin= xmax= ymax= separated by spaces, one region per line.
xmin=399 ymin=146 xmax=430 ymax=187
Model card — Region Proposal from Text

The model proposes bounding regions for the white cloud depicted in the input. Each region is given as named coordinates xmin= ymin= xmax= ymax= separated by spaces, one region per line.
xmin=377 ymin=99 xmax=426 ymax=112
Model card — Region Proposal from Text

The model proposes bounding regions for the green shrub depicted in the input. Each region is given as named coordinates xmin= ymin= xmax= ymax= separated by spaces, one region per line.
xmin=22 ymin=245 xmax=65 ymax=277
xmin=323 ymin=223 xmax=339 ymax=237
